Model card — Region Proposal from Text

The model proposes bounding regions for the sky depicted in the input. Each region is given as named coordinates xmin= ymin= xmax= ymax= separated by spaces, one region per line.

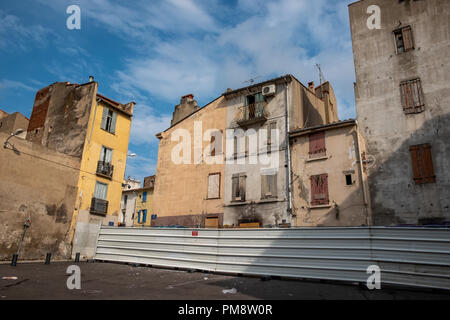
xmin=0 ymin=0 xmax=357 ymax=183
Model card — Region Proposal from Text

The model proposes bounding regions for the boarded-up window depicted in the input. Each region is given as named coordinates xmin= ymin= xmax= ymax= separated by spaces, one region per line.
xmin=410 ymin=144 xmax=435 ymax=184
xmin=310 ymin=174 xmax=329 ymax=206
xmin=309 ymin=131 xmax=326 ymax=158
xmin=261 ymin=174 xmax=277 ymax=199
xmin=394 ymin=26 xmax=414 ymax=54
xmin=207 ymin=173 xmax=220 ymax=199
xmin=232 ymin=173 xmax=246 ymax=202
xmin=400 ymin=78 xmax=425 ymax=114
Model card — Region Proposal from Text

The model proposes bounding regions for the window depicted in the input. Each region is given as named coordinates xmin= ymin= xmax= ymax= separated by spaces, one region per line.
xmin=207 ymin=173 xmax=220 ymax=199
xmin=267 ymin=122 xmax=277 ymax=147
xmin=410 ymin=144 xmax=435 ymax=184
xmin=345 ymin=174 xmax=353 ymax=186
xmin=261 ymin=174 xmax=277 ymax=199
xmin=100 ymin=146 xmax=113 ymax=163
xmin=124 ymin=195 xmax=128 ymax=205
xmin=394 ymin=26 xmax=414 ymax=53
xmin=142 ymin=191 xmax=147 ymax=202
xmin=100 ymin=107 xmax=117 ymax=134
xmin=137 ymin=210 xmax=141 ymax=223
xmin=142 ymin=209 xmax=147 ymax=223
xmin=209 ymin=130 xmax=222 ymax=157
xmin=400 ymin=78 xmax=425 ymax=114
xmin=309 ymin=131 xmax=326 ymax=159
xmin=310 ymin=174 xmax=329 ymax=206
xmin=232 ymin=173 xmax=246 ymax=202
xmin=94 ymin=181 xmax=108 ymax=200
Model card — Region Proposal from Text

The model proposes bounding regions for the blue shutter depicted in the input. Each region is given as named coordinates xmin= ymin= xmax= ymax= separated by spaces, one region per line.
xmin=137 ymin=210 xmax=141 ymax=223
xmin=143 ymin=191 xmax=147 ymax=202
xmin=143 ymin=210 xmax=147 ymax=223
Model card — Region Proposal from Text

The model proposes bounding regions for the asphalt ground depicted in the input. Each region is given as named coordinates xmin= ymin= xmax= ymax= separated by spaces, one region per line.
xmin=0 ymin=261 xmax=449 ymax=300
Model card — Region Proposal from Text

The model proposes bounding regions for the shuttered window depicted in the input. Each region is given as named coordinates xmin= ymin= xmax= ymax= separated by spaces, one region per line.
xmin=394 ymin=26 xmax=414 ymax=53
xmin=207 ymin=173 xmax=220 ymax=199
xmin=142 ymin=191 xmax=147 ymax=202
xmin=400 ymin=78 xmax=425 ymax=114
xmin=310 ymin=174 xmax=329 ymax=206
xmin=309 ymin=131 xmax=326 ymax=158
xmin=100 ymin=146 xmax=113 ymax=163
xmin=410 ymin=144 xmax=435 ymax=184
xmin=100 ymin=107 xmax=117 ymax=134
xmin=94 ymin=181 xmax=108 ymax=200
xmin=232 ymin=173 xmax=246 ymax=202
xmin=142 ymin=209 xmax=147 ymax=223
xmin=261 ymin=174 xmax=277 ymax=199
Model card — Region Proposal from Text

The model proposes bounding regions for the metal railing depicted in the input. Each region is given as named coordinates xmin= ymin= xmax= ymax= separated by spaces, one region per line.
xmin=96 ymin=161 xmax=114 ymax=178
xmin=90 ymin=197 xmax=108 ymax=215
xmin=93 ymin=226 xmax=450 ymax=290
xmin=238 ymin=102 xmax=266 ymax=125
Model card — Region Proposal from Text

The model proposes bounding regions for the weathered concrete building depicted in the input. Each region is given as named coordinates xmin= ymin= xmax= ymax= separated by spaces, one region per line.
xmin=290 ymin=120 xmax=371 ymax=226
xmin=0 ymin=111 xmax=29 ymax=138
xmin=0 ymin=79 xmax=134 ymax=260
xmin=153 ymin=95 xmax=226 ymax=227
xmin=0 ymin=132 xmax=80 ymax=260
xmin=349 ymin=0 xmax=450 ymax=225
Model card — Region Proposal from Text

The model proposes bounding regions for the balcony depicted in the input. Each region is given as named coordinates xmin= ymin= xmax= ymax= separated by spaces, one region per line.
xmin=96 ymin=161 xmax=114 ymax=179
xmin=237 ymin=102 xmax=267 ymax=127
xmin=90 ymin=197 xmax=108 ymax=216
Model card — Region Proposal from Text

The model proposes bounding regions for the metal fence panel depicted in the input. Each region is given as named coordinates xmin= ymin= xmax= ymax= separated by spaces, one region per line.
xmin=94 ymin=226 xmax=450 ymax=290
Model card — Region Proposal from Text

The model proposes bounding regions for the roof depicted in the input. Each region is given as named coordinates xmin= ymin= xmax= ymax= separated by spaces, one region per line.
xmin=97 ymin=93 xmax=134 ymax=117
xmin=289 ymin=119 xmax=357 ymax=137
xmin=223 ymin=74 xmax=294 ymax=97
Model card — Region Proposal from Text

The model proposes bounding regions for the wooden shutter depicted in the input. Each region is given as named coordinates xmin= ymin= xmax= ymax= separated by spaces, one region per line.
xmin=207 ymin=173 xmax=220 ymax=199
xmin=410 ymin=144 xmax=435 ymax=184
xmin=210 ymin=135 xmax=215 ymax=156
xmin=261 ymin=175 xmax=268 ymax=198
xmin=100 ymin=107 xmax=108 ymax=130
xmin=142 ymin=210 xmax=147 ymax=223
xmin=239 ymin=175 xmax=246 ymax=201
xmin=310 ymin=174 xmax=329 ymax=206
xmin=269 ymin=174 xmax=277 ymax=198
xmin=400 ymin=79 xmax=425 ymax=114
xmin=232 ymin=175 xmax=239 ymax=201
xmin=309 ymin=131 xmax=326 ymax=158
xmin=94 ymin=182 xmax=108 ymax=200
xmin=110 ymin=111 xmax=117 ymax=134
xmin=402 ymin=26 xmax=414 ymax=51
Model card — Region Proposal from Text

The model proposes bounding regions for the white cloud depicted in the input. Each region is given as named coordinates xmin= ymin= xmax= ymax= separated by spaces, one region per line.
xmin=129 ymin=104 xmax=172 ymax=146
xmin=0 ymin=79 xmax=37 ymax=92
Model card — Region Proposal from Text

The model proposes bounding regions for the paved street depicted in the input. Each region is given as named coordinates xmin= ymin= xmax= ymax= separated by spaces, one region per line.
xmin=0 ymin=261 xmax=449 ymax=300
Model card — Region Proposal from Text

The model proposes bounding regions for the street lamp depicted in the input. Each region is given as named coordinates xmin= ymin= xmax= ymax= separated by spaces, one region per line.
xmin=128 ymin=153 xmax=136 ymax=158
xmin=3 ymin=128 xmax=24 ymax=149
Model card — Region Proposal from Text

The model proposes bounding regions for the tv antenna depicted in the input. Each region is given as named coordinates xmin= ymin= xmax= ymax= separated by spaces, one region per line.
xmin=315 ymin=64 xmax=325 ymax=85
xmin=242 ymin=75 xmax=261 ymax=85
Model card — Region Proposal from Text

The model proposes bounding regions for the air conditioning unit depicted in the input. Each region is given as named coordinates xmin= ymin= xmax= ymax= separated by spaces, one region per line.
xmin=262 ymin=84 xmax=276 ymax=96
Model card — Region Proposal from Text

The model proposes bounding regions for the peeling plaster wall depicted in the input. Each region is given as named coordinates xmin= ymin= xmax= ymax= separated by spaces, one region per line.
xmin=26 ymin=82 xmax=97 ymax=158
xmin=349 ymin=0 xmax=450 ymax=225
xmin=0 ymin=132 xmax=80 ymax=261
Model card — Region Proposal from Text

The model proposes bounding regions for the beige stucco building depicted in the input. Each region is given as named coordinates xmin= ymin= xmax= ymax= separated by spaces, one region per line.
xmin=152 ymin=95 xmax=226 ymax=227
xmin=290 ymin=120 xmax=372 ymax=226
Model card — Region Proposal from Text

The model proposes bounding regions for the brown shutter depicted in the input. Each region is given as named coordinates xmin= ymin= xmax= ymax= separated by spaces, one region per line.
xmin=232 ymin=175 xmax=239 ymax=201
xmin=310 ymin=174 xmax=329 ymax=206
xmin=210 ymin=135 xmax=215 ymax=157
xmin=410 ymin=144 xmax=435 ymax=184
xmin=270 ymin=174 xmax=277 ymax=198
xmin=402 ymin=26 xmax=414 ymax=51
xmin=309 ymin=131 xmax=326 ymax=158
xmin=239 ymin=175 xmax=246 ymax=201
xmin=400 ymin=79 xmax=424 ymax=114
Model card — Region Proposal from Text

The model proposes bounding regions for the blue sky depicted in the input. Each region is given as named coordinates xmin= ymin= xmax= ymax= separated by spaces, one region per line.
xmin=0 ymin=0 xmax=356 ymax=183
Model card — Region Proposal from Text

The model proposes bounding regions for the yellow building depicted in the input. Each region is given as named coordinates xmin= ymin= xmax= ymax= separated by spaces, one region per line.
xmin=70 ymin=91 xmax=134 ymax=237
xmin=133 ymin=186 xmax=154 ymax=227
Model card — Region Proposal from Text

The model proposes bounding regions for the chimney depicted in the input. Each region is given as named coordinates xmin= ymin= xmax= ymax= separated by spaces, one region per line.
xmin=89 ymin=75 xmax=94 ymax=82
xmin=181 ymin=93 xmax=194 ymax=103
xmin=171 ymin=94 xmax=200 ymax=127
xmin=308 ymin=81 xmax=315 ymax=94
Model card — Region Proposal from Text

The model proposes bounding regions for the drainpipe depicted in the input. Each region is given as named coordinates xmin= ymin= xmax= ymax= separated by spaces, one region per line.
xmin=353 ymin=122 xmax=371 ymax=226
xmin=284 ymin=78 xmax=293 ymax=222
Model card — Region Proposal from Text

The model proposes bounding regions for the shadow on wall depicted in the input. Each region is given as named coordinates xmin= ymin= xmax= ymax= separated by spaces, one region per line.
xmin=299 ymin=111 xmax=450 ymax=227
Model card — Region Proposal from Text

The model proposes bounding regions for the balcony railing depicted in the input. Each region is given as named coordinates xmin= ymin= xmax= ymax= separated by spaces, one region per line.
xmin=237 ymin=102 xmax=267 ymax=126
xmin=90 ymin=197 xmax=108 ymax=215
xmin=96 ymin=161 xmax=114 ymax=179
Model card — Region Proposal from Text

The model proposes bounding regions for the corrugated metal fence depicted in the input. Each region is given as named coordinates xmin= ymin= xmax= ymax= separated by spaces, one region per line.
xmin=94 ymin=227 xmax=450 ymax=290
